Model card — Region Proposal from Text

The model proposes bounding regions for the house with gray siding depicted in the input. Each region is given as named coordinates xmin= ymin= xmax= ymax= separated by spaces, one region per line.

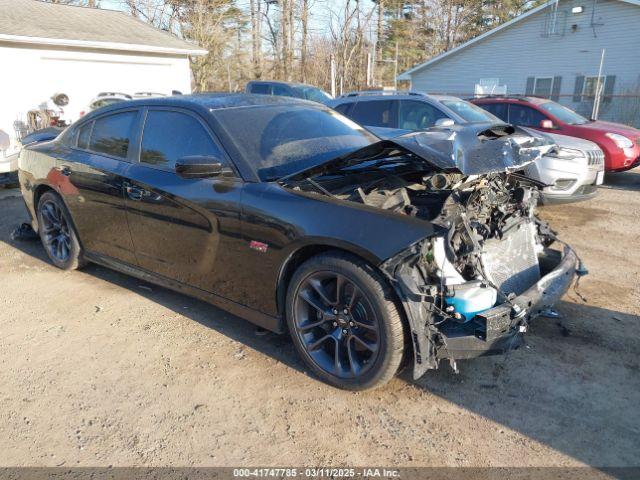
xmin=397 ymin=0 xmax=640 ymax=125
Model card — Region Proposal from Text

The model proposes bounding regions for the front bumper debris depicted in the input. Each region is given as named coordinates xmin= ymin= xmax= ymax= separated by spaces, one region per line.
xmin=436 ymin=246 xmax=577 ymax=361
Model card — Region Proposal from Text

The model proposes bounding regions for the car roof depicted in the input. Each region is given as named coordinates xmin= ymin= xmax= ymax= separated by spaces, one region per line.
xmin=246 ymin=79 xmax=317 ymax=89
xmin=429 ymin=94 xmax=464 ymax=102
xmin=332 ymin=91 xmax=466 ymax=104
xmin=78 ymin=93 xmax=319 ymax=121
xmin=473 ymin=95 xmax=551 ymax=105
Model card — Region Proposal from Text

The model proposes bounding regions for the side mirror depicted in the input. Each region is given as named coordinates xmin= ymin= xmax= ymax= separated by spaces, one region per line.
xmin=435 ymin=118 xmax=455 ymax=128
xmin=175 ymin=155 xmax=225 ymax=179
xmin=540 ymin=119 xmax=554 ymax=129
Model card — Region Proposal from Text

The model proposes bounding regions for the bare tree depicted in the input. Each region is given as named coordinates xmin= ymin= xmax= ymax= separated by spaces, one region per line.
xmin=249 ymin=0 xmax=263 ymax=78
xmin=124 ymin=0 xmax=175 ymax=30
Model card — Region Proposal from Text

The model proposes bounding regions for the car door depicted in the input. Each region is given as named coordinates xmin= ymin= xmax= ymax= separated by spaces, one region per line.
xmin=123 ymin=107 xmax=243 ymax=295
xmin=58 ymin=109 xmax=140 ymax=265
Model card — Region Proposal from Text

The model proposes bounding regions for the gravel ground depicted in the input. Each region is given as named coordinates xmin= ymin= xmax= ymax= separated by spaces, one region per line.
xmin=0 ymin=170 xmax=638 ymax=468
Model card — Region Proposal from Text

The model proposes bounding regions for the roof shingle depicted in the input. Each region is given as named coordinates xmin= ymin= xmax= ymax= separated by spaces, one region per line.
xmin=0 ymin=0 xmax=206 ymax=55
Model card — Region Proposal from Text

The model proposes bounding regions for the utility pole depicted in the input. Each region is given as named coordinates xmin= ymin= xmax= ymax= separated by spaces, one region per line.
xmin=592 ymin=48 xmax=606 ymax=120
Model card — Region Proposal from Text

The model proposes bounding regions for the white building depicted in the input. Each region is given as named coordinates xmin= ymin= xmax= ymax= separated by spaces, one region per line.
xmin=0 ymin=0 xmax=206 ymax=170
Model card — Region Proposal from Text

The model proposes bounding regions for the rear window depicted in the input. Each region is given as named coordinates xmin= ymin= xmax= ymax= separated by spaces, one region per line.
xmin=249 ymin=84 xmax=270 ymax=95
xmin=89 ymin=111 xmax=137 ymax=159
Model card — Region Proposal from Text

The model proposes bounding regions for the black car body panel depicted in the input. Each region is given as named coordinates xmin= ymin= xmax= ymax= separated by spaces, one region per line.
xmin=18 ymin=94 xmax=579 ymax=380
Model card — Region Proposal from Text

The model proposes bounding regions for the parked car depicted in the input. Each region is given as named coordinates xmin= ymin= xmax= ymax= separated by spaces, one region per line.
xmin=246 ymin=80 xmax=333 ymax=105
xmin=0 ymin=154 xmax=18 ymax=186
xmin=0 ymin=127 xmax=64 ymax=187
xmin=132 ymin=92 xmax=167 ymax=99
xmin=526 ymin=133 xmax=604 ymax=203
xmin=330 ymin=91 xmax=603 ymax=203
xmin=81 ymin=92 xmax=133 ymax=116
xmin=19 ymin=94 xmax=579 ymax=390
xmin=470 ymin=95 xmax=640 ymax=172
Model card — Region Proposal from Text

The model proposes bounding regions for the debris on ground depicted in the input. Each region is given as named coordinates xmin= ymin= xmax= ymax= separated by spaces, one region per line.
xmin=10 ymin=223 xmax=39 ymax=242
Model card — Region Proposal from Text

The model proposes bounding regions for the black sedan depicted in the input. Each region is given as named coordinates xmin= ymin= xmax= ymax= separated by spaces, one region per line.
xmin=18 ymin=94 xmax=579 ymax=390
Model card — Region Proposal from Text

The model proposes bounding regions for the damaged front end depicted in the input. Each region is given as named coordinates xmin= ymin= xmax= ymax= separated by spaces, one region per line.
xmin=283 ymin=123 xmax=581 ymax=378
xmin=379 ymin=173 xmax=579 ymax=378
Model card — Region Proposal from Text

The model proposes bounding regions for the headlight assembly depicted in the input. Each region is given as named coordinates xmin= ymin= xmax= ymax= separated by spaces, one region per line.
xmin=605 ymin=133 xmax=634 ymax=149
xmin=547 ymin=147 xmax=584 ymax=160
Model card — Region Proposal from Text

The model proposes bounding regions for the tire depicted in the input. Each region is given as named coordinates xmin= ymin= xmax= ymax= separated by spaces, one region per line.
xmin=286 ymin=251 xmax=406 ymax=390
xmin=36 ymin=191 xmax=85 ymax=270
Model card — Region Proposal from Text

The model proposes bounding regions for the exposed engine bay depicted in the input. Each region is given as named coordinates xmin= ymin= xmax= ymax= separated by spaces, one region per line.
xmin=298 ymin=165 xmax=549 ymax=291
xmin=285 ymin=153 xmax=577 ymax=378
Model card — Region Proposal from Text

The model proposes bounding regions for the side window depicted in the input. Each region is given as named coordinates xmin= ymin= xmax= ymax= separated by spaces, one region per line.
xmin=272 ymin=84 xmax=290 ymax=96
xmin=89 ymin=112 xmax=136 ymax=158
xmin=398 ymin=100 xmax=447 ymax=130
xmin=60 ymin=128 xmax=77 ymax=147
xmin=480 ymin=103 xmax=508 ymax=121
xmin=350 ymin=100 xmax=395 ymax=128
xmin=77 ymin=121 xmax=93 ymax=150
xmin=333 ymin=103 xmax=352 ymax=116
xmin=250 ymin=83 xmax=270 ymax=95
xmin=140 ymin=110 xmax=225 ymax=170
xmin=508 ymin=104 xmax=547 ymax=127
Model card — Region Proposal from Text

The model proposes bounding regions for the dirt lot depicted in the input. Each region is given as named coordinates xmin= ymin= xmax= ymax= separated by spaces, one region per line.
xmin=0 ymin=171 xmax=639 ymax=469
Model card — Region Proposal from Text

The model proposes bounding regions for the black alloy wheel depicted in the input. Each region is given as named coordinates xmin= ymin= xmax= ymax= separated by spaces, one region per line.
xmin=36 ymin=191 xmax=85 ymax=270
xmin=293 ymin=271 xmax=381 ymax=379
xmin=40 ymin=199 xmax=71 ymax=263
xmin=286 ymin=252 xmax=406 ymax=390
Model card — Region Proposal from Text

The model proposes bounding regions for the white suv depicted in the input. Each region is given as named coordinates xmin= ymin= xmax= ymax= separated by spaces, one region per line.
xmin=329 ymin=91 xmax=603 ymax=203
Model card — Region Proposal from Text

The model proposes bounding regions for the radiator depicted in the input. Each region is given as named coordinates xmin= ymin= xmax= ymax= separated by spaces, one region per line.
xmin=481 ymin=220 xmax=541 ymax=296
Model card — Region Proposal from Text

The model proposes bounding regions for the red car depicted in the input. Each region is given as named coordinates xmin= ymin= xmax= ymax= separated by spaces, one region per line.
xmin=471 ymin=96 xmax=640 ymax=172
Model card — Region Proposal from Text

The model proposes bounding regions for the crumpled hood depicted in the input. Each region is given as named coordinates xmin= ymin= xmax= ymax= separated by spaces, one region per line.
xmin=393 ymin=123 xmax=554 ymax=174
xmin=285 ymin=122 xmax=555 ymax=180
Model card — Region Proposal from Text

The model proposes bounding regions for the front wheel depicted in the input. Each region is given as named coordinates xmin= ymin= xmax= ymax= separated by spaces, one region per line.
xmin=37 ymin=191 xmax=85 ymax=270
xmin=286 ymin=252 xmax=406 ymax=390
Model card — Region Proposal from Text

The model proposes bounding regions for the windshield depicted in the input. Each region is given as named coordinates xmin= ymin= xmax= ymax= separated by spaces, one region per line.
xmin=441 ymin=100 xmax=501 ymax=123
xmin=538 ymin=101 xmax=589 ymax=125
xmin=294 ymin=86 xmax=332 ymax=103
xmin=213 ymin=105 xmax=377 ymax=181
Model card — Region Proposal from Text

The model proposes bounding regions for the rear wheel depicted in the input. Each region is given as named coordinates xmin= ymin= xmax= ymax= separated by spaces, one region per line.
xmin=37 ymin=191 xmax=85 ymax=270
xmin=286 ymin=251 xmax=406 ymax=390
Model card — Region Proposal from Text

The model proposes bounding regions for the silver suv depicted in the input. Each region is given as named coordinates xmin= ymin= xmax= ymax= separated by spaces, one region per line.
xmin=329 ymin=91 xmax=603 ymax=203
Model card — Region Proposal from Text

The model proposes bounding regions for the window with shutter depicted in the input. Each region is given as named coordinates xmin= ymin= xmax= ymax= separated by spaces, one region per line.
xmin=573 ymin=76 xmax=585 ymax=102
